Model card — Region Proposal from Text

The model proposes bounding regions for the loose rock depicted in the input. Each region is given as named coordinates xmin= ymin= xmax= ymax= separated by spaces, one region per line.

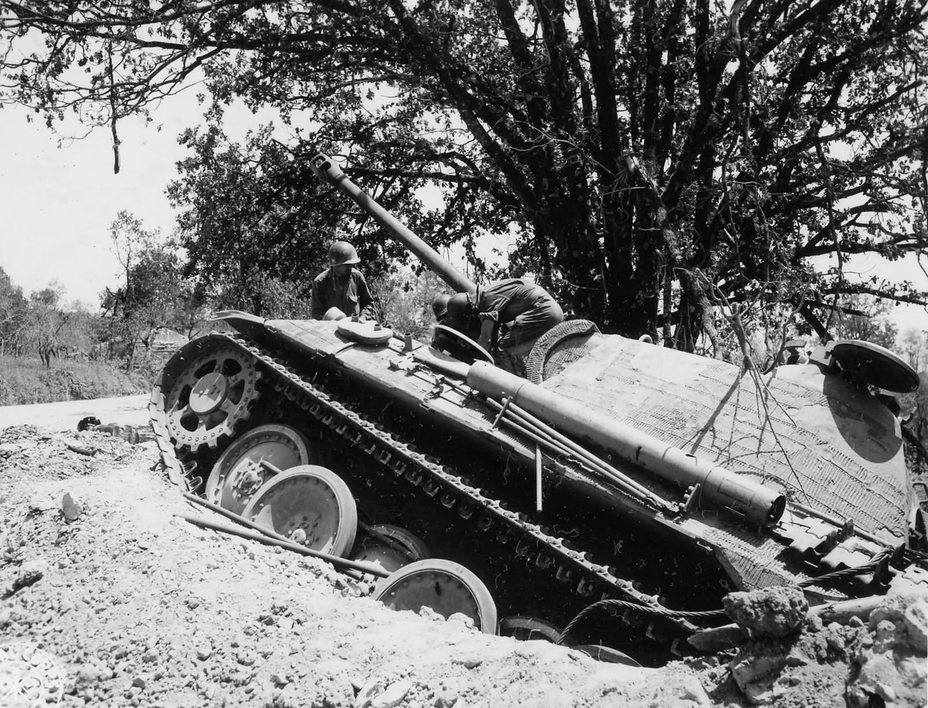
xmin=62 ymin=492 xmax=83 ymax=522
xmin=1 ymin=420 xmax=926 ymax=708
xmin=8 ymin=558 xmax=47 ymax=595
xmin=902 ymin=601 xmax=928 ymax=650
xmin=723 ymin=586 xmax=808 ymax=638
xmin=368 ymin=679 xmax=412 ymax=708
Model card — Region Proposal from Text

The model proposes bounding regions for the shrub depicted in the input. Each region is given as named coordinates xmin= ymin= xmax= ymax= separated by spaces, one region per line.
xmin=0 ymin=356 xmax=148 ymax=406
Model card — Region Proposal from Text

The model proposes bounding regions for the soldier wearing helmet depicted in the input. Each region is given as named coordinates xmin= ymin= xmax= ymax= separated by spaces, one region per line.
xmin=432 ymin=278 xmax=564 ymax=372
xmin=431 ymin=293 xmax=452 ymax=321
xmin=310 ymin=240 xmax=375 ymax=320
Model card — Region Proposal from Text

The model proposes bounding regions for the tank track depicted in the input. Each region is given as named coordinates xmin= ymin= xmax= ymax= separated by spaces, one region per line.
xmin=149 ymin=332 xmax=701 ymax=655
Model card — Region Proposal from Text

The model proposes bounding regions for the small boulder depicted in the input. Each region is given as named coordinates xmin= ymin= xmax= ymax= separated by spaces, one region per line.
xmin=902 ymin=602 xmax=927 ymax=652
xmin=722 ymin=586 xmax=808 ymax=638
xmin=368 ymin=679 xmax=412 ymax=708
xmin=354 ymin=677 xmax=384 ymax=708
xmin=729 ymin=647 xmax=789 ymax=703
xmin=872 ymin=619 xmax=897 ymax=654
xmin=0 ymin=442 xmax=19 ymax=457
xmin=447 ymin=612 xmax=476 ymax=630
xmin=62 ymin=492 xmax=83 ymax=522
xmin=10 ymin=559 xmax=47 ymax=594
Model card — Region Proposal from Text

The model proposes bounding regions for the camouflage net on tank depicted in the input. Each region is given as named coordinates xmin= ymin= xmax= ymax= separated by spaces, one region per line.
xmin=524 ymin=320 xmax=600 ymax=384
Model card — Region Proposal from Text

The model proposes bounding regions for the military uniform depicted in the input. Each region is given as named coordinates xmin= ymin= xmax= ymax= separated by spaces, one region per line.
xmin=310 ymin=268 xmax=375 ymax=320
xmin=473 ymin=278 xmax=564 ymax=352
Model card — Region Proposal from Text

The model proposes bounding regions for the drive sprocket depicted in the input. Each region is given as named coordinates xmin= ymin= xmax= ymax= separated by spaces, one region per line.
xmin=164 ymin=346 xmax=261 ymax=450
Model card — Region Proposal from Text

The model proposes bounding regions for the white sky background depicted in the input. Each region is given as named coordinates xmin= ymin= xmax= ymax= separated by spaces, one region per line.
xmin=0 ymin=95 xmax=926 ymax=334
xmin=0 ymin=97 xmax=194 ymax=307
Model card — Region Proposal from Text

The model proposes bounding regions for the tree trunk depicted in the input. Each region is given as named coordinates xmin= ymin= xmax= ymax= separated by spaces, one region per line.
xmin=124 ymin=341 xmax=136 ymax=373
xmin=536 ymin=201 xmax=605 ymax=322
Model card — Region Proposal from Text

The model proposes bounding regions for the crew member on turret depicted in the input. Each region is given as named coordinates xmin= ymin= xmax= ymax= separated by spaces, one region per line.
xmin=311 ymin=240 xmax=375 ymax=320
xmin=432 ymin=278 xmax=564 ymax=371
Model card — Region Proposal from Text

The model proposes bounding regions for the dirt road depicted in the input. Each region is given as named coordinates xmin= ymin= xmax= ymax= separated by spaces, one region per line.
xmin=0 ymin=394 xmax=150 ymax=432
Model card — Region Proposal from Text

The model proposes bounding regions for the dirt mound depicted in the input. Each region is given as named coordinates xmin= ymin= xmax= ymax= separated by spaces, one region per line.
xmin=0 ymin=426 xmax=706 ymax=707
xmin=0 ymin=423 xmax=925 ymax=707
xmin=719 ymin=595 xmax=927 ymax=706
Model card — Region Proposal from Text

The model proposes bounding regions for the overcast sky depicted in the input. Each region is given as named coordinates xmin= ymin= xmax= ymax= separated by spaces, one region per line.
xmin=1 ymin=96 xmax=926 ymax=334
xmin=0 ymin=104 xmax=188 ymax=306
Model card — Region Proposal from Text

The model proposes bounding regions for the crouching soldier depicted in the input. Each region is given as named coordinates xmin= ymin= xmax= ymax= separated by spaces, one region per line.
xmin=310 ymin=240 xmax=375 ymax=321
xmin=432 ymin=278 xmax=564 ymax=374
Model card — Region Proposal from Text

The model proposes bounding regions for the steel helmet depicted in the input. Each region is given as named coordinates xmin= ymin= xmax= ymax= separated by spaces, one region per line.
xmin=445 ymin=292 xmax=472 ymax=320
xmin=432 ymin=293 xmax=451 ymax=319
xmin=328 ymin=240 xmax=360 ymax=266
xmin=323 ymin=306 xmax=347 ymax=321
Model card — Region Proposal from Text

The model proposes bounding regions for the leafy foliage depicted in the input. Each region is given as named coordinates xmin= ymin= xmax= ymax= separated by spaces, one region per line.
xmin=21 ymin=285 xmax=74 ymax=367
xmin=166 ymin=124 xmax=332 ymax=315
xmin=830 ymin=294 xmax=899 ymax=349
xmin=102 ymin=211 xmax=198 ymax=370
xmin=0 ymin=268 xmax=96 ymax=365
xmin=0 ymin=354 xmax=146 ymax=405
xmin=2 ymin=0 xmax=927 ymax=351
xmin=899 ymin=326 xmax=928 ymax=373
xmin=372 ymin=268 xmax=448 ymax=340
xmin=0 ymin=267 xmax=28 ymax=356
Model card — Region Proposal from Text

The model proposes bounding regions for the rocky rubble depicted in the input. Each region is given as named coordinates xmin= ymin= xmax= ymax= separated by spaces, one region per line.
xmin=697 ymin=588 xmax=928 ymax=706
xmin=0 ymin=423 xmax=926 ymax=707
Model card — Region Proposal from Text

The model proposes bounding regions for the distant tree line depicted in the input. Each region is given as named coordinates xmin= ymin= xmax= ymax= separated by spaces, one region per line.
xmin=0 ymin=271 xmax=93 ymax=365
xmin=0 ymin=210 xmax=449 ymax=373
xmin=2 ymin=210 xmax=926 ymax=375
xmin=0 ymin=211 xmax=203 ymax=373
xmin=1 ymin=208 xmax=926 ymax=459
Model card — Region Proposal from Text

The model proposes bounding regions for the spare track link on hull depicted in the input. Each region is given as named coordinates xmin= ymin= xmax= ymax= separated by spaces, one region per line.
xmin=149 ymin=332 xmax=699 ymax=644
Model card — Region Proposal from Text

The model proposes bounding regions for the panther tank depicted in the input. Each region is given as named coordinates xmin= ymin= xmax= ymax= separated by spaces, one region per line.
xmin=149 ymin=154 xmax=928 ymax=665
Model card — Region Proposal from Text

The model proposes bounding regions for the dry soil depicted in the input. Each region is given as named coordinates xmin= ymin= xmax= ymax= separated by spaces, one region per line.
xmin=0 ymin=398 xmax=925 ymax=707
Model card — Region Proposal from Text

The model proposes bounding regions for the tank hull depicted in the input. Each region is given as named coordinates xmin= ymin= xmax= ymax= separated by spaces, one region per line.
xmin=149 ymin=317 xmax=928 ymax=662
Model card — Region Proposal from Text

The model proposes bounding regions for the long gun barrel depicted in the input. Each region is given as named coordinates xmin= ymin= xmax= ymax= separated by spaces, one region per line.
xmin=311 ymin=153 xmax=476 ymax=294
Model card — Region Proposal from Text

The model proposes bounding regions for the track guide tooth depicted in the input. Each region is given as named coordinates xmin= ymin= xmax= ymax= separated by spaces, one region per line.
xmin=534 ymin=554 xmax=554 ymax=570
xmin=577 ymin=578 xmax=596 ymax=597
